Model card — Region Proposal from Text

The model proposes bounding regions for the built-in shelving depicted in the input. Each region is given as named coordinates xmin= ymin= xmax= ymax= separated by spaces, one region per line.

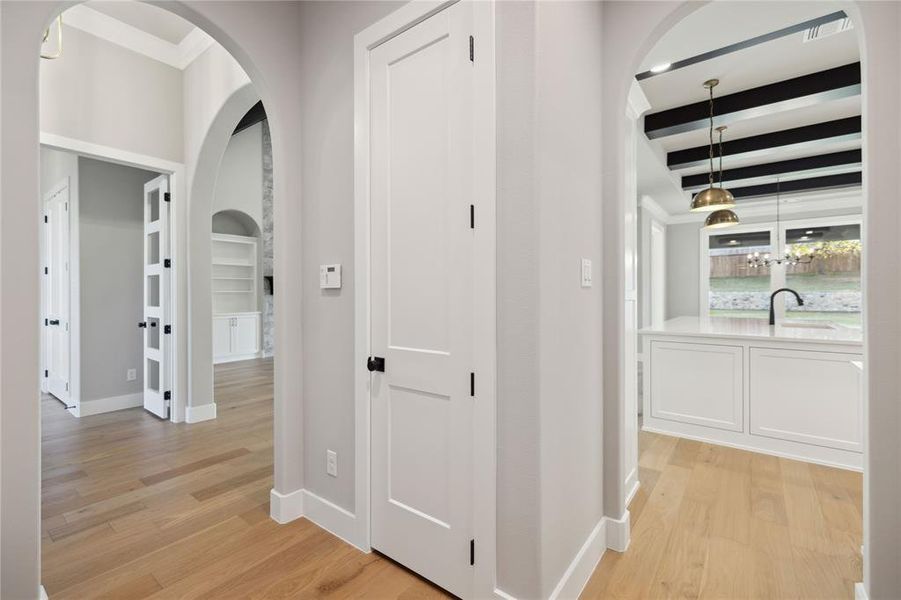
xmin=212 ymin=233 xmax=258 ymax=314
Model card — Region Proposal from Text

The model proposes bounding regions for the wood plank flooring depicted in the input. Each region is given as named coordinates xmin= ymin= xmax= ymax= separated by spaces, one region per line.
xmin=43 ymin=360 xmax=861 ymax=598
xmin=581 ymin=430 xmax=863 ymax=600
xmin=42 ymin=358 xmax=445 ymax=599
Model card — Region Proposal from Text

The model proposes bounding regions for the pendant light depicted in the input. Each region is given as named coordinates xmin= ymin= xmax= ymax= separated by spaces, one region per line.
xmin=746 ymin=179 xmax=817 ymax=267
xmin=691 ymin=79 xmax=736 ymax=213
xmin=704 ymin=124 xmax=740 ymax=229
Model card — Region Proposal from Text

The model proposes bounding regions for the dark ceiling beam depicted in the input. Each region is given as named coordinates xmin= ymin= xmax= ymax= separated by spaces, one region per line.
xmin=635 ymin=11 xmax=848 ymax=81
xmin=730 ymin=172 xmax=861 ymax=200
xmin=644 ymin=62 xmax=861 ymax=139
xmin=667 ymin=116 xmax=861 ymax=170
xmin=681 ymin=149 xmax=862 ymax=190
xmin=233 ymin=100 xmax=266 ymax=135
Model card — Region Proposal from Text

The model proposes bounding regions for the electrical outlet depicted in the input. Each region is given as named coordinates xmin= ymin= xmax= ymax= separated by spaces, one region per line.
xmin=326 ymin=450 xmax=338 ymax=477
xmin=126 ymin=368 xmax=137 ymax=381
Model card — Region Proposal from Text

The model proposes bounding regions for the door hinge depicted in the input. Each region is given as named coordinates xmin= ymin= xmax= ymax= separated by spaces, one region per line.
xmin=44 ymin=215 xmax=48 ymax=223
xmin=164 ymin=390 xmax=171 ymax=401
xmin=470 ymin=204 xmax=475 ymax=229
xmin=44 ymin=369 xmax=49 ymax=378
xmin=164 ymin=324 xmax=172 ymax=334
xmin=65 ymin=382 xmax=69 ymax=392
xmin=469 ymin=35 xmax=474 ymax=62
xmin=163 ymin=258 xmax=171 ymax=268
xmin=164 ymin=192 xmax=171 ymax=202
xmin=44 ymin=267 xmax=49 ymax=275
xmin=44 ymin=318 xmax=48 ymax=326
xmin=470 ymin=372 xmax=475 ymax=397
xmin=470 ymin=539 xmax=475 ymax=565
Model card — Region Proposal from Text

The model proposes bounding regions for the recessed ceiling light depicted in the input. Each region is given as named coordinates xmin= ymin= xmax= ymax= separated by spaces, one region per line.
xmin=805 ymin=230 xmax=814 ymax=235
xmin=800 ymin=236 xmax=810 ymax=241
xmin=729 ymin=239 xmax=738 ymax=244
xmin=650 ymin=62 xmax=672 ymax=74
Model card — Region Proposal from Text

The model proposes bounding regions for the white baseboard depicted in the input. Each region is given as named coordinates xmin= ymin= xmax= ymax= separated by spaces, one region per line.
xmin=185 ymin=402 xmax=217 ymax=423
xmin=605 ymin=510 xmax=631 ymax=552
xmin=213 ymin=352 xmax=262 ymax=364
xmin=494 ymin=588 xmax=518 ymax=600
xmin=76 ymin=392 xmax=142 ymax=417
xmin=40 ymin=585 xmax=49 ymax=600
xmin=624 ymin=468 xmax=640 ymax=507
xmin=301 ymin=489 xmax=362 ymax=550
xmin=855 ymin=582 xmax=868 ymax=600
xmin=270 ymin=488 xmax=304 ymax=524
xmin=549 ymin=518 xmax=608 ymax=600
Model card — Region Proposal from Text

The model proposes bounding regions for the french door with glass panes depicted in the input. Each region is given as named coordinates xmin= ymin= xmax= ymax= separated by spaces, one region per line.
xmin=142 ymin=175 xmax=171 ymax=418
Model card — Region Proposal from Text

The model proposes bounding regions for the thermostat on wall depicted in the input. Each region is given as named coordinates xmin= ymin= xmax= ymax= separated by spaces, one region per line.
xmin=320 ymin=264 xmax=342 ymax=289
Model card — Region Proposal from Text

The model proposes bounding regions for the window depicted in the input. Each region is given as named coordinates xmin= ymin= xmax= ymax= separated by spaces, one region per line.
xmin=701 ymin=216 xmax=862 ymax=327
xmin=707 ymin=230 xmax=773 ymax=319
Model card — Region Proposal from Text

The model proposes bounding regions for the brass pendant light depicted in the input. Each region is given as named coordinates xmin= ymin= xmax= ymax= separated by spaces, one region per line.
xmin=704 ymin=124 xmax=740 ymax=229
xmin=691 ymin=79 xmax=736 ymax=213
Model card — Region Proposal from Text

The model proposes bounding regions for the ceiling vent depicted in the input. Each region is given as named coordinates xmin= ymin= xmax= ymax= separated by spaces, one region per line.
xmin=803 ymin=17 xmax=853 ymax=42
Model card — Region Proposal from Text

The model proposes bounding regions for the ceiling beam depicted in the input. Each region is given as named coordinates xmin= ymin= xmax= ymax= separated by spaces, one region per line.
xmin=644 ymin=62 xmax=861 ymax=139
xmin=729 ymin=172 xmax=861 ymax=200
xmin=667 ymin=116 xmax=861 ymax=170
xmin=681 ymin=149 xmax=862 ymax=190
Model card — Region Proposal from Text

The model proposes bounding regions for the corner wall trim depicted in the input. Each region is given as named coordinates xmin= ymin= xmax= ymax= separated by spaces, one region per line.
xmin=76 ymin=392 xmax=143 ymax=417
xmin=855 ymin=582 xmax=868 ymax=600
xmin=548 ymin=518 xmax=609 ymax=600
xmin=624 ymin=469 xmax=640 ymax=508
xmin=270 ymin=488 xmax=304 ymax=524
xmin=185 ymin=403 xmax=217 ymax=423
xmin=606 ymin=510 xmax=631 ymax=553
xmin=40 ymin=585 xmax=49 ymax=600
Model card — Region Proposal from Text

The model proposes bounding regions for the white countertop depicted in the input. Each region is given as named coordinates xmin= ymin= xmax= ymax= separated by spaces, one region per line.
xmin=640 ymin=316 xmax=863 ymax=346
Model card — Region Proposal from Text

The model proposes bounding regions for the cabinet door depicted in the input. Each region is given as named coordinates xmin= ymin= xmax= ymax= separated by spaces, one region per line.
xmin=233 ymin=315 xmax=260 ymax=356
xmin=650 ymin=340 xmax=744 ymax=432
xmin=213 ymin=317 xmax=232 ymax=358
xmin=750 ymin=348 xmax=862 ymax=452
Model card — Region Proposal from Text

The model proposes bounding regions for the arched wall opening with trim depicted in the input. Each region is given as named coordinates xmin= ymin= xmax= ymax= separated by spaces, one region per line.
xmin=0 ymin=2 xmax=305 ymax=597
xmin=600 ymin=2 xmax=899 ymax=598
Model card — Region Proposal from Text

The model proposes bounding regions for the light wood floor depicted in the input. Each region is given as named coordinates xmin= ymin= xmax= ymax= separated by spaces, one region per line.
xmin=43 ymin=360 xmax=861 ymax=599
xmin=42 ymin=358 xmax=445 ymax=599
xmin=581 ymin=429 xmax=863 ymax=600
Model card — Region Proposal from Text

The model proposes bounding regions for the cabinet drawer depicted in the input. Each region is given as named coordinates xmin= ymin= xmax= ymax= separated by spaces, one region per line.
xmin=650 ymin=340 xmax=743 ymax=432
xmin=750 ymin=348 xmax=862 ymax=452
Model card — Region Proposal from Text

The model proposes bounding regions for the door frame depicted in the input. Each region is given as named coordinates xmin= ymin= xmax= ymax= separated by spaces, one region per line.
xmin=353 ymin=1 xmax=497 ymax=596
xmin=40 ymin=132 xmax=186 ymax=422
xmin=41 ymin=177 xmax=70 ymax=401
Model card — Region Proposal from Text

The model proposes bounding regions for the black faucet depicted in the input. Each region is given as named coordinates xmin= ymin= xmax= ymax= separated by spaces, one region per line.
xmin=769 ymin=288 xmax=804 ymax=325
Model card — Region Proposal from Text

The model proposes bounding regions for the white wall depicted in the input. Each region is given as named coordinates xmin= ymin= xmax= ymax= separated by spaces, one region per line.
xmin=665 ymin=205 xmax=864 ymax=319
xmin=78 ymin=157 xmax=159 ymax=404
xmin=40 ymin=24 xmax=184 ymax=163
xmin=212 ymin=121 xmax=263 ymax=228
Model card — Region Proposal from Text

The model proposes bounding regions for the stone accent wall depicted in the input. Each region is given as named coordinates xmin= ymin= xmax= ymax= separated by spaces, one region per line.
xmin=262 ymin=120 xmax=274 ymax=357
xmin=709 ymin=291 xmax=861 ymax=312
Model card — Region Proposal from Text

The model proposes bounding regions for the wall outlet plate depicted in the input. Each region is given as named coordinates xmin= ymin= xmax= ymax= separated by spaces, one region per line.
xmin=326 ymin=450 xmax=337 ymax=477
xmin=581 ymin=258 xmax=592 ymax=288
xmin=127 ymin=368 xmax=137 ymax=381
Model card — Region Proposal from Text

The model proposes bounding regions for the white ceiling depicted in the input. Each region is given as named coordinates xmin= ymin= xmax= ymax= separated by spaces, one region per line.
xmin=636 ymin=1 xmax=862 ymax=217
xmin=85 ymin=1 xmax=195 ymax=45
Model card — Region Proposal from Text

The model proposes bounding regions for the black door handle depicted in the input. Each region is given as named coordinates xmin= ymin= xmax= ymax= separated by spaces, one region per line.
xmin=367 ymin=356 xmax=385 ymax=372
xmin=138 ymin=321 xmax=147 ymax=328
xmin=48 ymin=319 xmax=60 ymax=326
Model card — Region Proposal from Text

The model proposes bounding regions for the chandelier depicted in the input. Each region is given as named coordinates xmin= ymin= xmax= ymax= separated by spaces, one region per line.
xmin=747 ymin=179 xmax=817 ymax=268
xmin=692 ymin=79 xmax=739 ymax=229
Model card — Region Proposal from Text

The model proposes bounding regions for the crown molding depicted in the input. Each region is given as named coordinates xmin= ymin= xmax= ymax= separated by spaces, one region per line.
xmin=62 ymin=4 xmax=214 ymax=70
xmin=639 ymin=194 xmax=670 ymax=223
xmin=666 ymin=189 xmax=863 ymax=225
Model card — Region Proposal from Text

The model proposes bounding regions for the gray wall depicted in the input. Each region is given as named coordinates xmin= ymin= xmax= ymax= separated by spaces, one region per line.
xmin=40 ymin=25 xmax=184 ymax=163
xmin=78 ymin=157 xmax=159 ymax=403
xmin=666 ymin=206 xmax=863 ymax=319
xmin=297 ymin=0 xmax=404 ymax=514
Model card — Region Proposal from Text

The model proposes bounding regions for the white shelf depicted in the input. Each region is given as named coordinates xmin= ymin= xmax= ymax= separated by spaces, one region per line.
xmin=212 ymin=277 xmax=254 ymax=281
xmin=212 ymin=233 xmax=258 ymax=314
xmin=212 ymin=259 xmax=253 ymax=267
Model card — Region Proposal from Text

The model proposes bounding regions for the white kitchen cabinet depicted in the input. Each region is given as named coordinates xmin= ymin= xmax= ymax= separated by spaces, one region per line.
xmin=213 ymin=312 xmax=260 ymax=363
xmin=750 ymin=347 xmax=862 ymax=452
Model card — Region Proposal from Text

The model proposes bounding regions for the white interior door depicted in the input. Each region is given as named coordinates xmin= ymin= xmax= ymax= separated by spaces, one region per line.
xmin=143 ymin=175 xmax=170 ymax=418
xmin=43 ymin=180 xmax=71 ymax=403
xmin=369 ymin=3 xmax=475 ymax=596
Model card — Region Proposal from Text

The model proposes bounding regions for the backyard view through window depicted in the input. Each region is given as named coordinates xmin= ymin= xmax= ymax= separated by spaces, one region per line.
xmin=708 ymin=230 xmax=772 ymax=320
xmin=707 ymin=222 xmax=862 ymax=328
xmin=785 ymin=223 xmax=861 ymax=328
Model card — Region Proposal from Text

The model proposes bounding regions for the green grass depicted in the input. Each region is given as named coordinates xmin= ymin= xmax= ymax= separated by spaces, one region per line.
xmin=709 ymin=309 xmax=861 ymax=328
xmin=710 ymin=272 xmax=860 ymax=292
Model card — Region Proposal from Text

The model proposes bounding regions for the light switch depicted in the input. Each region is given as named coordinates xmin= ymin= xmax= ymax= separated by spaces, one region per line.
xmin=320 ymin=264 xmax=342 ymax=289
xmin=581 ymin=258 xmax=592 ymax=288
